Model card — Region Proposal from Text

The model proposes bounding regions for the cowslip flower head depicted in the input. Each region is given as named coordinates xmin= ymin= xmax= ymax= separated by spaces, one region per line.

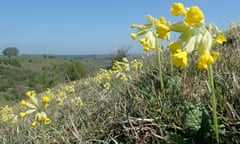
xmin=185 ymin=6 xmax=204 ymax=25
xmin=42 ymin=95 xmax=50 ymax=103
xmin=138 ymin=31 xmax=157 ymax=52
xmin=172 ymin=50 xmax=188 ymax=68
xmin=215 ymin=33 xmax=227 ymax=44
xmin=0 ymin=105 xmax=16 ymax=122
xmin=19 ymin=112 xmax=26 ymax=118
xmin=212 ymin=51 xmax=220 ymax=60
xmin=170 ymin=2 xmax=186 ymax=16
xmin=44 ymin=118 xmax=51 ymax=125
xmin=197 ymin=51 xmax=214 ymax=69
xmin=25 ymin=90 xmax=35 ymax=97
xmin=131 ymin=33 xmax=138 ymax=40
xmin=20 ymin=100 xmax=27 ymax=106
xmin=156 ymin=22 xmax=170 ymax=39
xmin=32 ymin=121 xmax=37 ymax=127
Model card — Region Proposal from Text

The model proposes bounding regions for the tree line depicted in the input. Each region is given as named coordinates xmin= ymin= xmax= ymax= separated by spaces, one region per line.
xmin=2 ymin=47 xmax=19 ymax=56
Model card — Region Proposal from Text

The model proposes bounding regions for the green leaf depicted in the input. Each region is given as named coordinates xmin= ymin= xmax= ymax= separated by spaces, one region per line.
xmin=166 ymin=133 xmax=186 ymax=144
xmin=182 ymin=103 xmax=202 ymax=133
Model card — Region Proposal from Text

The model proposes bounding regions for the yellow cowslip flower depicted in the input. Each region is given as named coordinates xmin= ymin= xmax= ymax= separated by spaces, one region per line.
xmin=215 ymin=33 xmax=227 ymax=44
xmin=172 ymin=51 xmax=188 ymax=68
xmin=168 ymin=40 xmax=182 ymax=53
xmin=44 ymin=118 xmax=51 ymax=125
xmin=140 ymin=38 xmax=156 ymax=51
xmin=131 ymin=23 xmax=137 ymax=28
xmin=131 ymin=23 xmax=147 ymax=30
xmin=64 ymin=85 xmax=75 ymax=94
xmin=71 ymin=98 xmax=75 ymax=103
xmin=42 ymin=95 xmax=50 ymax=103
xmin=159 ymin=16 xmax=165 ymax=23
xmin=143 ymin=39 xmax=150 ymax=48
xmin=20 ymin=100 xmax=27 ymax=106
xmin=197 ymin=51 xmax=214 ymax=69
xmin=112 ymin=60 xmax=121 ymax=70
xmin=19 ymin=112 xmax=26 ymax=118
xmin=212 ymin=51 xmax=220 ymax=60
xmin=25 ymin=90 xmax=35 ymax=97
xmin=139 ymin=38 xmax=145 ymax=44
xmin=0 ymin=105 xmax=15 ymax=122
xmin=151 ymin=45 xmax=156 ymax=50
xmin=120 ymin=75 xmax=129 ymax=81
xmin=131 ymin=59 xmax=143 ymax=71
xmin=114 ymin=60 xmax=120 ymax=67
xmin=104 ymin=82 xmax=111 ymax=91
xmin=37 ymin=115 xmax=42 ymax=121
xmin=71 ymin=97 xmax=83 ymax=107
xmin=156 ymin=23 xmax=170 ymax=39
xmin=185 ymin=6 xmax=204 ymax=25
xmin=144 ymin=47 xmax=150 ymax=52
xmin=131 ymin=33 xmax=138 ymax=40
xmin=32 ymin=121 xmax=37 ymax=127
xmin=170 ymin=2 xmax=186 ymax=16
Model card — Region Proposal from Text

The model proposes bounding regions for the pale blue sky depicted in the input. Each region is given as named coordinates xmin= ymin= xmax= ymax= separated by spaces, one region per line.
xmin=0 ymin=0 xmax=239 ymax=55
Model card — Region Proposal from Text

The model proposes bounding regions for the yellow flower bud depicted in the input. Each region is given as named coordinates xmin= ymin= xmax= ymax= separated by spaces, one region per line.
xmin=185 ymin=6 xmax=204 ymax=25
xmin=44 ymin=118 xmax=51 ymax=125
xmin=25 ymin=90 xmax=35 ymax=97
xmin=215 ymin=33 xmax=227 ymax=44
xmin=170 ymin=2 xmax=186 ymax=16
xmin=20 ymin=100 xmax=27 ymax=106
xmin=212 ymin=51 xmax=220 ymax=60
xmin=42 ymin=95 xmax=50 ymax=103
xmin=131 ymin=33 xmax=138 ymax=40
xmin=19 ymin=112 xmax=26 ymax=118
xmin=32 ymin=121 xmax=37 ymax=127
xmin=131 ymin=23 xmax=137 ymax=28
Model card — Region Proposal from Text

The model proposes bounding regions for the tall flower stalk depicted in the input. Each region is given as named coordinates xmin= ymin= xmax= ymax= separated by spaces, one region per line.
xmin=156 ymin=38 xmax=164 ymax=90
xmin=208 ymin=64 xmax=219 ymax=143
xmin=131 ymin=15 xmax=171 ymax=92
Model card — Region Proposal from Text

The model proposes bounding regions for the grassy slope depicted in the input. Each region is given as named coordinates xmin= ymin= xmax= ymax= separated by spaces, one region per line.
xmin=0 ymin=55 xmax=111 ymax=106
xmin=0 ymin=29 xmax=240 ymax=143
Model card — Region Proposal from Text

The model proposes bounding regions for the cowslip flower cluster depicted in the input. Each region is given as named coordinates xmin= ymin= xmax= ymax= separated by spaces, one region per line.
xmin=19 ymin=90 xmax=52 ymax=127
xmin=130 ymin=2 xmax=227 ymax=143
xmin=131 ymin=2 xmax=226 ymax=69
xmin=94 ymin=68 xmax=112 ymax=91
xmin=131 ymin=15 xmax=171 ymax=52
xmin=71 ymin=97 xmax=83 ymax=107
xmin=92 ymin=57 xmax=143 ymax=92
xmin=169 ymin=2 xmax=226 ymax=69
xmin=112 ymin=57 xmax=131 ymax=81
xmin=170 ymin=2 xmax=204 ymax=26
xmin=0 ymin=105 xmax=18 ymax=124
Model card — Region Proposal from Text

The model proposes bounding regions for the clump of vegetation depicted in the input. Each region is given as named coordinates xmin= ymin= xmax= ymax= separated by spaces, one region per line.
xmin=65 ymin=61 xmax=86 ymax=81
xmin=0 ymin=2 xmax=239 ymax=144
xmin=2 ymin=47 xmax=19 ymax=56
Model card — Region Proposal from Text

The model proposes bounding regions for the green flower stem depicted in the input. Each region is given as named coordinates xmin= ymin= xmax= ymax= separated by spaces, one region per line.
xmin=169 ymin=52 xmax=174 ymax=76
xmin=41 ymin=124 xmax=47 ymax=144
xmin=156 ymin=39 xmax=164 ymax=91
xmin=208 ymin=64 xmax=219 ymax=144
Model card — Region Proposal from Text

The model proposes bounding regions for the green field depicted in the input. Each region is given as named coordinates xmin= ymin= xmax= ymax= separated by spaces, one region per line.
xmin=0 ymin=55 xmax=112 ymax=106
